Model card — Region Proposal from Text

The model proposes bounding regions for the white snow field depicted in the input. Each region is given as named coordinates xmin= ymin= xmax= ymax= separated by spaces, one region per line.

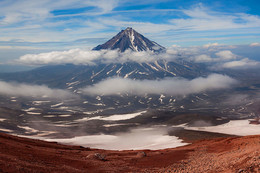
xmin=184 ymin=120 xmax=260 ymax=136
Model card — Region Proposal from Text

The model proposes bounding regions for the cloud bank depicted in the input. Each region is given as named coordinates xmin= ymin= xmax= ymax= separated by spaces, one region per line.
xmin=18 ymin=49 xmax=163 ymax=65
xmin=0 ymin=81 xmax=74 ymax=98
xmin=81 ymin=74 xmax=237 ymax=96
xmin=221 ymin=58 xmax=260 ymax=69
xmin=250 ymin=42 xmax=260 ymax=47
xmin=193 ymin=50 xmax=237 ymax=63
xmin=212 ymin=58 xmax=260 ymax=70
xmin=17 ymin=44 xmax=260 ymax=70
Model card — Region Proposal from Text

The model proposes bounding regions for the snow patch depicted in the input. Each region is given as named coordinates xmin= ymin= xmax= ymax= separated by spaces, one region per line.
xmin=66 ymin=81 xmax=80 ymax=86
xmin=76 ymin=111 xmax=146 ymax=122
xmin=27 ymin=112 xmax=41 ymax=115
xmin=124 ymin=70 xmax=136 ymax=78
xmin=184 ymin=120 xmax=260 ymax=136
xmin=103 ymin=123 xmax=130 ymax=127
xmin=51 ymin=102 xmax=64 ymax=108
xmin=18 ymin=126 xmax=39 ymax=133
xmin=23 ymin=107 xmax=37 ymax=112
xmin=35 ymin=127 xmax=187 ymax=150
xmin=129 ymin=29 xmax=138 ymax=51
xmin=159 ymin=94 xmax=165 ymax=104
xmin=0 ymin=128 xmax=13 ymax=132
xmin=116 ymin=66 xmax=123 ymax=74
xmin=58 ymin=114 xmax=72 ymax=117
xmin=43 ymin=115 xmax=56 ymax=118
xmin=32 ymin=101 xmax=51 ymax=105
xmin=145 ymin=63 xmax=159 ymax=71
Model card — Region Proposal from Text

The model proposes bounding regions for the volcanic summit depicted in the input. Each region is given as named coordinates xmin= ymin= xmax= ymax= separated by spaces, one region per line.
xmin=93 ymin=27 xmax=165 ymax=52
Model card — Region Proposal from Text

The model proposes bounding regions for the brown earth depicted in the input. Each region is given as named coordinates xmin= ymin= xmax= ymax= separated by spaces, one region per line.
xmin=0 ymin=132 xmax=259 ymax=173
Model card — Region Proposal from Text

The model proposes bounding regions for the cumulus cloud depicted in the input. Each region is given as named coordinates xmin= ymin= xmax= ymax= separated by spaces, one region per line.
xmin=0 ymin=0 xmax=119 ymax=25
xmin=193 ymin=50 xmax=237 ymax=63
xmin=250 ymin=42 xmax=260 ymax=47
xmin=214 ymin=58 xmax=260 ymax=69
xmin=203 ymin=42 xmax=220 ymax=48
xmin=193 ymin=54 xmax=213 ymax=62
xmin=18 ymin=49 xmax=164 ymax=65
xmin=17 ymin=46 xmax=239 ymax=65
xmin=215 ymin=50 xmax=237 ymax=61
xmin=17 ymin=46 xmax=259 ymax=71
xmin=0 ymin=81 xmax=74 ymax=98
xmin=169 ymin=5 xmax=260 ymax=31
xmin=81 ymin=74 xmax=237 ymax=96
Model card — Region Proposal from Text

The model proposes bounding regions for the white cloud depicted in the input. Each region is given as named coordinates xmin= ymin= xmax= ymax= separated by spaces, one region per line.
xmin=169 ymin=5 xmax=260 ymax=31
xmin=97 ymin=5 xmax=260 ymax=35
xmin=18 ymin=48 xmax=187 ymax=65
xmin=250 ymin=42 xmax=260 ymax=47
xmin=97 ymin=18 xmax=174 ymax=34
xmin=0 ymin=46 xmax=44 ymax=50
xmin=203 ymin=42 xmax=220 ymax=48
xmin=0 ymin=0 xmax=119 ymax=25
xmin=193 ymin=54 xmax=213 ymax=62
xmin=221 ymin=58 xmax=260 ymax=69
xmin=0 ymin=0 xmax=119 ymax=46
xmin=17 ymin=46 xmax=260 ymax=72
xmin=0 ymin=81 xmax=74 ymax=98
xmin=0 ymin=2 xmax=259 ymax=51
xmin=19 ymin=49 xmax=100 ymax=65
xmin=215 ymin=50 xmax=237 ymax=61
xmin=18 ymin=49 xmax=164 ymax=65
xmin=193 ymin=50 xmax=237 ymax=63
xmin=81 ymin=74 xmax=237 ymax=96
xmin=185 ymin=120 xmax=260 ymax=136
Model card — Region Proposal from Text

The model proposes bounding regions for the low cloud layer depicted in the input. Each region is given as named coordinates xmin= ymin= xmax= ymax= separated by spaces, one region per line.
xmin=221 ymin=58 xmax=260 ymax=69
xmin=18 ymin=49 xmax=165 ymax=65
xmin=193 ymin=50 xmax=237 ymax=63
xmin=0 ymin=81 xmax=74 ymax=98
xmin=81 ymin=74 xmax=237 ymax=96
xmin=17 ymin=44 xmax=260 ymax=70
xmin=212 ymin=58 xmax=260 ymax=70
xmin=250 ymin=42 xmax=260 ymax=47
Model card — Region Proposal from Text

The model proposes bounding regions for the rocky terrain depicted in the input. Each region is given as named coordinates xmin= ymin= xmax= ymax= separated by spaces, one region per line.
xmin=0 ymin=132 xmax=259 ymax=173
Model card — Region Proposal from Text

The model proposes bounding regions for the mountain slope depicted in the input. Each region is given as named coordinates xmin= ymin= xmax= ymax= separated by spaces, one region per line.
xmin=93 ymin=27 xmax=165 ymax=52
xmin=0 ymin=60 xmax=206 ymax=89
xmin=0 ymin=27 xmax=207 ymax=89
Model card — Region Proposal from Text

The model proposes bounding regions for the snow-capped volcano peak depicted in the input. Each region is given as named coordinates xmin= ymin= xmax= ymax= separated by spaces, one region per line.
xmin=93 ymin=27 xmax=165 ymax=52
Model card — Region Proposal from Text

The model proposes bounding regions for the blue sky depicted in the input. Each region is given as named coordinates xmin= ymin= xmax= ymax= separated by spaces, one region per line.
xmin=0 ymin=0 xmax=260 ymax=64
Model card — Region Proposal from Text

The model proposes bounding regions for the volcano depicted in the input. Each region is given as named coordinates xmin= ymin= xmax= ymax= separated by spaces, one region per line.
xmin=0 ymin=28 xmax=205 ymax=89
xmin=93 ymin=27 xmax=165 ymax=52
